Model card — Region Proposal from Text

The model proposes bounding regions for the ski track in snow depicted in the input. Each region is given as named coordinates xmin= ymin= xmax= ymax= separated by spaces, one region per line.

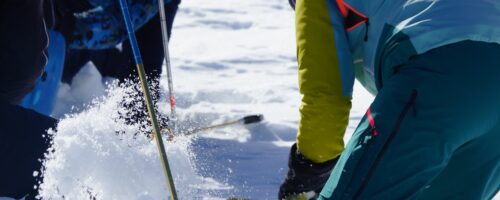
xmin=38 ymin=0 xmax=499 ymax=199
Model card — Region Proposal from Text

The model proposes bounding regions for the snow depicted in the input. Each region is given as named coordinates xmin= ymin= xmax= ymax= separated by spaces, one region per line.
xmin=31 ymin=0 xmax=499 ymax=199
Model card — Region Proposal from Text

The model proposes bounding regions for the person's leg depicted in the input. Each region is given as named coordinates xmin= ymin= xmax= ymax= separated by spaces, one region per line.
xmin=134 ymin=13 xmax=164 ymax=81
xmin=119 ymin=2 xmax=180 ymax=128
xmin=418 ymin=122 xmax=500 ymax=200
xmin=163 ymin=0 xmax=181 ymax=39
xmin=121 ymin=0 xmax=180 ymax=82
xmin=318 ymin=41 xmax=500 ymax=200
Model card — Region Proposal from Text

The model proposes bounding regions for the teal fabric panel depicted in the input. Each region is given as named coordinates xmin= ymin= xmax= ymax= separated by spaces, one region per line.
xmin=319 ymin=41 xmax=500 ymax=199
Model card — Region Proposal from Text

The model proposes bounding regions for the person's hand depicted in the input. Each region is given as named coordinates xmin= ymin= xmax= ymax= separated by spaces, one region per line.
xmin=278 ymin=143 xmax=339 ymax=200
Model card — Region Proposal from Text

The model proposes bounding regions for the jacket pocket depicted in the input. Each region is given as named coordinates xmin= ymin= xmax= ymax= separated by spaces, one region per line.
xmin=352 ymin=89 xmax=418 ymax=199
xmin=320 ymin=89 xmax=418 ymax=200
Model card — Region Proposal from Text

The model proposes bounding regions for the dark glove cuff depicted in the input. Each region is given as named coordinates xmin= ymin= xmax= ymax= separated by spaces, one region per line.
xmin=289 ymin=144 xmax=337 ymax=177
xmin=279 ymin=143 xmax=339 ymax=199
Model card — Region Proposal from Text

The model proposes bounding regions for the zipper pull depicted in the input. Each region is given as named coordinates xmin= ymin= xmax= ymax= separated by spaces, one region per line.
xmin=366 ymin=107 xmax=378 ymax=136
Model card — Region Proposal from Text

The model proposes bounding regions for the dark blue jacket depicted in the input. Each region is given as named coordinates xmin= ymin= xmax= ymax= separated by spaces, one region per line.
xmin=0 ymin=101 xmax=57 ymax=199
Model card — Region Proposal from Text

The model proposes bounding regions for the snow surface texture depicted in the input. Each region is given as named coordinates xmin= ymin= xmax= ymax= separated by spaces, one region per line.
xmin=41 ymin=80 xmax=231 ymax=199
xmin=37 ymin=0 xmax=499 ymax=199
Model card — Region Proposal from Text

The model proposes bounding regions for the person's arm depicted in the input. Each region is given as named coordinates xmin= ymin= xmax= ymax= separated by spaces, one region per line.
xmin=279 ymin=0 xmax=355 ymax=198
xmin=295 ymin=0 xmax=354 ymax=164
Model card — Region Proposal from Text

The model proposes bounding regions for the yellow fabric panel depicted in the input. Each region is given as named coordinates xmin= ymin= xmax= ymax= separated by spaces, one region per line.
xmin=295 ymin=0 xmax=352 ymax=163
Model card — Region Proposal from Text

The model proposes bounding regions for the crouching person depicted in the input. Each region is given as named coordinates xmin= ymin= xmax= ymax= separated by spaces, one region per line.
xmin=280 ymin=0 xmax=500 ymax=199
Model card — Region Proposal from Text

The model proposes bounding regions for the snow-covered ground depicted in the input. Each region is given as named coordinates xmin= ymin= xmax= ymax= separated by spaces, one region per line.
xmin=36 ymin=0 xmax=498 ymax=199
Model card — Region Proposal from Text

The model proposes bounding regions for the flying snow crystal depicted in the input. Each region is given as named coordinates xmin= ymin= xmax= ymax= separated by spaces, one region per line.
xmin=39 ymin=80 xmax=231 ymax=199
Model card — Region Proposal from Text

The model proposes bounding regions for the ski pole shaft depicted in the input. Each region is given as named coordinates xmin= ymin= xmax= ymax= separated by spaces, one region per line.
xmin=118 ymin=1 xmax=178 ymax=199
xmin=157 ymin=0 xmax=177 ymax=130
xmin=184 ymin=121 xmax=240 ymax=136
xmin=163 ymin=114 xmax=264 ymax=136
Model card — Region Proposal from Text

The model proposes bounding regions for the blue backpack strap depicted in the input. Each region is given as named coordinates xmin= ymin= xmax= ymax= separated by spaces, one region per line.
xmin=21 ymin=30 xmax=66 ymax=116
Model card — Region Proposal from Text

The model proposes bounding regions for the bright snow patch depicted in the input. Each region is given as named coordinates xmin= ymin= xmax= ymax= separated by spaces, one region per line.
xmin=40 ymin=81 xmax=231 ymax=199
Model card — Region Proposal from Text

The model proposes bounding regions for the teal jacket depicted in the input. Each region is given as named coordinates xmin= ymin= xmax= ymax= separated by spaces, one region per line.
xmin=338 ymin=0 xmax=500 ymax=94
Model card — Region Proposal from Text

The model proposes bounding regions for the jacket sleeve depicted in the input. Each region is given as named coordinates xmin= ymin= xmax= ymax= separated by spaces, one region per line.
xmin=295 ymin=0 xmax=355 ymax=163
xmin=68 ymin=0 xmax=162 ymax=49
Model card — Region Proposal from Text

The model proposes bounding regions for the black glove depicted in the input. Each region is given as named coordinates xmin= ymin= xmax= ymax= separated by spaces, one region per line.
xmin=278 ymin=143 xmax=339 ymax=200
